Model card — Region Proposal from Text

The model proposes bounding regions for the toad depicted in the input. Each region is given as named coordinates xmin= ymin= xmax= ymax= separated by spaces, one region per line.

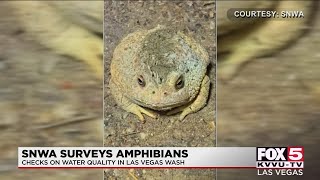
xmin=109 ymin=26 xmax=211 ymax=121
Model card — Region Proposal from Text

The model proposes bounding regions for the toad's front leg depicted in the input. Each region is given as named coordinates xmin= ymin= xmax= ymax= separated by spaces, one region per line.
xmin=168 ymin=75 xmax=210 ymax=120
xmin=10 ymin=1 xmax=103 ymax=80
xmin=218 ymin=1 xmax=313 ymax=81
xmin=109 ymin=80 xmax=158 ymax=122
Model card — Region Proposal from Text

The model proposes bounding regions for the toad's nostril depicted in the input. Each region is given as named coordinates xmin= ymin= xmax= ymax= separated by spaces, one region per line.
xmin=152 ymin=91 xmax=155 ymax=94
xmin=164 ymin=92 xmax=168 ymax=95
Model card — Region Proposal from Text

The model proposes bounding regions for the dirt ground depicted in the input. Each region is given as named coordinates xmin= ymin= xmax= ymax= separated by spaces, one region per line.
xmin=104 ymin=1 xmax=216 ymax=179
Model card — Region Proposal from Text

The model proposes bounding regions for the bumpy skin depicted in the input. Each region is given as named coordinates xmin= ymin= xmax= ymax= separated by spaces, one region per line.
xmin=218 ymin=0 xmax=314 ymax=80
xmin=110 ymin=26 xmax=210 ymax=121
xmin=9 ymin=1 xmax=104 ymax=79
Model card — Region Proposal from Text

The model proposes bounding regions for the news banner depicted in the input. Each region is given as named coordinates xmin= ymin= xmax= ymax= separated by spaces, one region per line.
xmin=18 ymin=146 xmax=304 ymax=176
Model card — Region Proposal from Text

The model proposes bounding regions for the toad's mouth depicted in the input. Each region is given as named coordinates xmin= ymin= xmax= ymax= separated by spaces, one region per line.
xmin=131 ymin=98 xmax=190 ymax=111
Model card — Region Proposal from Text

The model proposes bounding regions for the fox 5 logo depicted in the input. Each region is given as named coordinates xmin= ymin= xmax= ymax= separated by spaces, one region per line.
xmin=257 ymin=147 xmax=304 ymax=161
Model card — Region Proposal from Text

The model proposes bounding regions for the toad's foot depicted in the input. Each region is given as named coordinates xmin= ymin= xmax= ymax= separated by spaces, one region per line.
xmin=167 ymin=75 xmax=210 ymax=120
xmin=61 ymin=28 xmax=103 ymax=80
xmin=218 ymin=1 xmax=312 ymax=81
xmin=218 ymin=59 xmax=243 ymax=81
xmin=109 ymin=80 xmax=158 ymax=122
xmin=10 ymin=1 xmax=103 ymax=80
xmin=299 ymin=80 xmax=320 ymax=104
xmin=127 ymin=103 xmax=158 ymax=122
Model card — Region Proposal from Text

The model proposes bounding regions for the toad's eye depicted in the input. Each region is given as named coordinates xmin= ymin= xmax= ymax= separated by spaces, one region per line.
xmin=175 ymin=76 xmax=184 ymax=89
xmin=137 ymin=75 xmax=146 ymax=87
